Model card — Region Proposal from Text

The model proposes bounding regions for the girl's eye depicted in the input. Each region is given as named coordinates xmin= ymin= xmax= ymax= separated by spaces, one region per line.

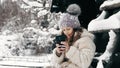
xmin=62 ymin=27 xmax=72 ymax=31
xmin=66 ymin=28 xmax=70 ymax=30
xmin=62 ymin=29 xmax=65 ymax=31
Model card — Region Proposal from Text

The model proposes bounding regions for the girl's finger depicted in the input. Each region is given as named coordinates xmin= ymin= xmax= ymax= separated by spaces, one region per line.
xmin=56 ymin=44 xmax=60 ymax=47
xmin=61 ymin=42 xmax=66 ymax=45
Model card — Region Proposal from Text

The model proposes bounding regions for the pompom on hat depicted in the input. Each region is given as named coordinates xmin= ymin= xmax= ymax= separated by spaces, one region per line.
xmin=59 ymin=13 xmax=81 ymax=29
xmin=66 ymin=4 xmax=81 ymax=16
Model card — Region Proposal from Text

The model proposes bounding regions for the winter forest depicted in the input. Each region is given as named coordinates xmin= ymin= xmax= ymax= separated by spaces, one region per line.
xmin=0 ymin=0 xmax=60 ymax=55
xmin=0 ymin=0 xmax=59 ymax=67
xmin=0 ymin=0 xmax=120 ymax=68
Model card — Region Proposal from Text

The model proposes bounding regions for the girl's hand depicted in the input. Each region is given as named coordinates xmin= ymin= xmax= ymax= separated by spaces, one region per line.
xmin=56 ymin=44 xmax=66 ymax=57
xmin=61 ymin=41 xmax=70 ymax=52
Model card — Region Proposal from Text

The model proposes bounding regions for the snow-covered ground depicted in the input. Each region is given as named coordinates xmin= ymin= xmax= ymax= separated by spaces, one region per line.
xmin=0 ymin=54 xmax=52 ymax=68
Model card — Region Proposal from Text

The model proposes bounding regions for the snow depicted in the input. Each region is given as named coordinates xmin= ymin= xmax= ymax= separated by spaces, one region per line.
xmin=23 ymin=0 xmax=43 ymax=7
xmin=28 ymin=2 xmax=43 ymax=7
xmin=37 ymin=10 xmax=49 ymax=17
xmin=100 ymin=0 xmax=120 ymax=8
xmin=0 ymin=54 xmax=52 ymax=68
xmin=0 ymin=0 xmax=55 ymax=67
xmin=88 ymin=11 xmax=120 ymax=32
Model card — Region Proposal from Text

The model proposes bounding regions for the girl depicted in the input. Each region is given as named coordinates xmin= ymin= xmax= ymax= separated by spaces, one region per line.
xmin=52 ymin=13 xmax=96 ymax=68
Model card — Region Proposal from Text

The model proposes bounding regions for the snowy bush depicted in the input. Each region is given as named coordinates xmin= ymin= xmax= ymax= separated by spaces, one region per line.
xmin=0 ymin=33 xmax=20 ymax=56
xmin=0 ymin=0 xmax=60 ymax=57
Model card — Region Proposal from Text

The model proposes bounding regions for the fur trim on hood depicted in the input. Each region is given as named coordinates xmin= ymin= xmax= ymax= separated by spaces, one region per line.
xmin=81 ymin=29 xmax=95 ymax=40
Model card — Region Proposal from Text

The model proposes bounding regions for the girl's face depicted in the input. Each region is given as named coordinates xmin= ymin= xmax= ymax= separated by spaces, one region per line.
xmin=62 ymin=27 xmax=74 ymax=39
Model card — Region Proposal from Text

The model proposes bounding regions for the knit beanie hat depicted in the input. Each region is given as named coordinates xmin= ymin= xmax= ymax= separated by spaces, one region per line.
xmin=59 ymin=4 xmax=81 ymax=29
xmin=59 ymin=13 xmax=81 ymax=29
xmin=66 ymin=4 xmax=81 ymax=16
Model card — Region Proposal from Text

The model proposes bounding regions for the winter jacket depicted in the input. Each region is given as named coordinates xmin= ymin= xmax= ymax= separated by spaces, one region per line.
xmin=51 ymin=29 xmax=96 ymax=68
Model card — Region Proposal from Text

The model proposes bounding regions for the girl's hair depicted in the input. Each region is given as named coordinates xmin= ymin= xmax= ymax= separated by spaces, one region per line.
xmin=62 ymin=27 xmax=83 ymax=46
xmin=73 ymin=27 xmax=83 ymax=32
